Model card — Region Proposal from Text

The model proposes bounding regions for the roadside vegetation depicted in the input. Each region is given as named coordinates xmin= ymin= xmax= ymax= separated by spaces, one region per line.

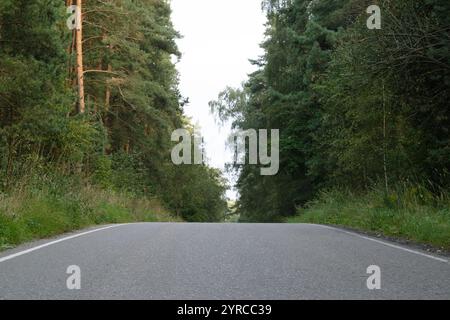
xmin=0 ymin=0 xmax=228 ymax=250
xmin=211 ymin=0 xmax=450 ymax=248
xmin=288 ymin=185 xmax=450 ymax=250
xmin=0 ymin=178 xmax=180 ymax=251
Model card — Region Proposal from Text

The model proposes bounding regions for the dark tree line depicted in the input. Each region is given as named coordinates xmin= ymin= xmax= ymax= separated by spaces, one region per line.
xmin=0 ymin=0 xmax=227 ymax=222
xmin=211 ymin=0 xmax=450 ymax=222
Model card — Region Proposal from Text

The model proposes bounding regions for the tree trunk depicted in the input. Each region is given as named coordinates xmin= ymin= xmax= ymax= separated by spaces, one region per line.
xmin=76 ymin=0 xmax=85 ymax=114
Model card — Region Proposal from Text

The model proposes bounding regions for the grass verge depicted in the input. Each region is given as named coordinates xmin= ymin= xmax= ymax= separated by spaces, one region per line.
xmin=0 ymin=185 xmax=181 ymax=251
xmin=287 ymin=186 xmax=450 ymax=251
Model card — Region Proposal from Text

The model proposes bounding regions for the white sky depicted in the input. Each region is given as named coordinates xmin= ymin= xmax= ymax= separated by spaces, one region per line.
xmin=170 ymin=0 xmax=266 ymax=199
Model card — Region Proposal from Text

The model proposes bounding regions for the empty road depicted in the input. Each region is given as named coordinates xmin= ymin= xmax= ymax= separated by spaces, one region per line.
xmin=0 ymin=223 xmax=449 ymax=300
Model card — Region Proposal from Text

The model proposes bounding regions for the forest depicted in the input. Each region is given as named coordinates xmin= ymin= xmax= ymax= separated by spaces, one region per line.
xmin=211 ymin=0 xmax=450 ymax=248
xmin=1 ymin=0 xmax=449 ymax=251
xmin=0 ymin=0 xmax=227 ymax=248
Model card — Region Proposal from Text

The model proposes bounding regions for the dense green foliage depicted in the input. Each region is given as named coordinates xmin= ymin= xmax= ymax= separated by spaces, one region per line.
xmin=0 ymin=182 xmax=180 ymax=250
xmin=0 ymin=0 xmax=227 ymax=235
xmin=211 ymin=0 xmax=450 ymax=223
xmin=288 ymin=185 xmax=450 ymax=250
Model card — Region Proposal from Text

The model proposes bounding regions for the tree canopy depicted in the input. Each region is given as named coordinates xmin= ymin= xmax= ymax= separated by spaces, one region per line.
xmin=211 ymin=0 xmax=450 ymax=222
xmin=0 ymin=0 xmax=228 ymax=222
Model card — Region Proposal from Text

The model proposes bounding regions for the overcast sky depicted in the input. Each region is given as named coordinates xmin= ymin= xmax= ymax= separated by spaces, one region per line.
xmin=170 ymin=0 xmax=266 ymax=199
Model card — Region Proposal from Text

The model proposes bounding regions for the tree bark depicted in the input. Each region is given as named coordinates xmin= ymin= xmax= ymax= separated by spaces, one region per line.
xmin=76 ymin=0 xmax=85 ymax=114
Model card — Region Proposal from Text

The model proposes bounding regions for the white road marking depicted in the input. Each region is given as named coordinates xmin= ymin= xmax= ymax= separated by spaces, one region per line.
xmin=0 ymin=224 xmax=126 ymax=263
xmin=314 ymin=224 xmax=449 ymax=264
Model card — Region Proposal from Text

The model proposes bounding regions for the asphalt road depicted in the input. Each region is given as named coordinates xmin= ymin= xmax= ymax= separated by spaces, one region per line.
xmin=0 ymin=223 xmax=449 ymax=300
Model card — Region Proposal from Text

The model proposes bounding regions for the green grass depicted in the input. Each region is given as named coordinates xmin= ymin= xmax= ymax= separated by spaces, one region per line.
xmin=0 ymin=185 xmax=181 ymax=251
xmin=288 ymin=186 xmax=450 ymax=250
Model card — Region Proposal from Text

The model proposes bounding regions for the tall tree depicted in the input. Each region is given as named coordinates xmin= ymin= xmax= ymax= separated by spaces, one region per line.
xmin=0 ymin=0 xmax=228 ymax=222
xmin=211 ymin=0 xmax=450 ymax=221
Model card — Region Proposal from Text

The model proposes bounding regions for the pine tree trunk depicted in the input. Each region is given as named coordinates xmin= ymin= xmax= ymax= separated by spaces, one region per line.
xmin=76 ymin=0 xmax=85 ymax=114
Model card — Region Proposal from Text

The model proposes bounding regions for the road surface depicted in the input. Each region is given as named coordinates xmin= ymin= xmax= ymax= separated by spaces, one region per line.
xmin=0 ymin=223 xmax=449 ymax=299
